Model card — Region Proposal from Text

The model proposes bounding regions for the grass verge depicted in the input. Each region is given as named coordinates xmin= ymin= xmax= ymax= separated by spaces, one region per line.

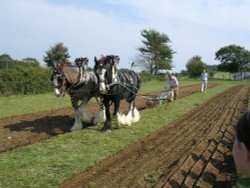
xmin=0 ymin=79 xmax=201 ymax=119
xmin=0 ymin=93 xmax=71 ymax=119
xmin=0 ymin=80 xmax=244 ymax=188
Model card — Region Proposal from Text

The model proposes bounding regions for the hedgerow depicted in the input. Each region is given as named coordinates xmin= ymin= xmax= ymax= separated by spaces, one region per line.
xmin=0 ymin=62 xmax=53 ymax=96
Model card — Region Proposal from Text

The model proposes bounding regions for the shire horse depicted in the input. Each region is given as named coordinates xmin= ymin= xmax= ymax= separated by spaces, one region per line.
xmin=94 ymin=55 xmax=141 ymax=132
xmin=51 ymin=57 xmax=105 ymax=131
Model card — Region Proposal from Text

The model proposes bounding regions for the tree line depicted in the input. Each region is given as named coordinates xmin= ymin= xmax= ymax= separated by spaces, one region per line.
xmin=185 ymin=45 xmax=250 ymax=77
xmin=0 ymin=54 xmax=52 ymax=96
xmin=44 ymin=29 xmax=250 ymax=77
xmin=1 ymin=28 xmax=250 ymax=96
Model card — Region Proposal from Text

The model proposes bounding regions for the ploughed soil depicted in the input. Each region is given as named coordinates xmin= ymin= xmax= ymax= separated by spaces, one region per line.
xmin=0 ymin=83 xmax=249 ymax=188
xmin=0 ymin=84 xmax=217 ymax=153
xmin=59 ymin=84 xmax=249 ymax=188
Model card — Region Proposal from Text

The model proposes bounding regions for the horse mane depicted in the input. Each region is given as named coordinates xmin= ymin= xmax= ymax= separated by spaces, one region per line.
xmin=58 ymin=61 xmax=73 ymax=68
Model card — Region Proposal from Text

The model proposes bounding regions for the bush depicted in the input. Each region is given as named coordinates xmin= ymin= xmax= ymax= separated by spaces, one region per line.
xmin=0 ymin=66 xmax=53 ymax=96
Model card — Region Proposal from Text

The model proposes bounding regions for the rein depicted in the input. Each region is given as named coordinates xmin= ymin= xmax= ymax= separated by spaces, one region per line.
xmin=105 ymin=81 xmax=139 ymax=96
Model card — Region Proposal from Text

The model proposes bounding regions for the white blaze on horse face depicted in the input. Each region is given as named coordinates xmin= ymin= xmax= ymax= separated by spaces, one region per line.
xmin=53 ymin=76 xmax=62 ymax=96
xmin=99 ymin=69 xmax=107 ymax=94
xmin=112 ymin=65 xmax=118 ymax=83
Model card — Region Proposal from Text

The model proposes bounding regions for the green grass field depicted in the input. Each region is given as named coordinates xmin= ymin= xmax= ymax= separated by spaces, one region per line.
xmin=0 ymin=79 xmax=200 ymax=119
xmin=0 ymin=79 xmax=249 ymax=187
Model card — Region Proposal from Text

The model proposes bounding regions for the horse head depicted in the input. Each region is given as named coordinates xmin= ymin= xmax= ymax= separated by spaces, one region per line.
xmin=51 ymin=60 xmax=79 ymax=97
xmin=94 ymin=55 xmax=120 ymax=94
xmin=51 ymin=68 xmax=68 ymax=97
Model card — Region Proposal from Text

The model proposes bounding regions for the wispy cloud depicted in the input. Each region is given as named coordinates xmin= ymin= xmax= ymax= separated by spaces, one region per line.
xmin=0 ymin=0 xmax=249 ymax=71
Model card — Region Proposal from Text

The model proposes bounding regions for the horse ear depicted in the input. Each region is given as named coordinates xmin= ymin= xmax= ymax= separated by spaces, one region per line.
xmin=115 ymin=56 xmax=120 ymax=65
xmin=83 ymin=57 xmax=88 ymax=70
xmin=94 ymin=56 xmax=98 ymax=63
xmin=75 ymin=58 xmax=83 ymax=67
xmin=83 ymin=57 xmax=89 ymax=66
xmin=108 ymin=56 xmax=114 ymax=65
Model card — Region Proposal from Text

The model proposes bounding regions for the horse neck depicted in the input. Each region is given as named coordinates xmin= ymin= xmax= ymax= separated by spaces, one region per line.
xmin=85 ymin=71 xmax=99 ymax=94
xmin=68 ymin=70 xmax=99 ymax=98
xmin=115 ymin=69 xmax=140 ymax=93
xmin=104 ymin=67 xmax=116 ymax=84
xmin=62 ymin=67 xmax=80 ymax=85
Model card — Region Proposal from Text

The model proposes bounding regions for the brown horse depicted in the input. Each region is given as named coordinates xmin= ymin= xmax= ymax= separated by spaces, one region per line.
xmin=51 ymin=58 xmax=106 ymax=131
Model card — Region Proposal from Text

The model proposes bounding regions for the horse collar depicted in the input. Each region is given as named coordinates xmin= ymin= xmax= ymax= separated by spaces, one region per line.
xmin=70 ymin=78 xmax=86 ymax=89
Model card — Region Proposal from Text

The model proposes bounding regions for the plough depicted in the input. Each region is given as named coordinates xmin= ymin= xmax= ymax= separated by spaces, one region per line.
xmin=141 ymin=89 xmax=173 ymax=106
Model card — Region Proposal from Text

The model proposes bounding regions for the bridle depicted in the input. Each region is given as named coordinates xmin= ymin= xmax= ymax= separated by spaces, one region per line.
xmin=51 ymin=58 xmax=89 ymax=96
xmin=95 ymin=55 xmax=120 ymax=89
xmin=94 ymin=55 xmax=139 ymax=95
xmin=51 ymin=69 xmax=68 ymax=96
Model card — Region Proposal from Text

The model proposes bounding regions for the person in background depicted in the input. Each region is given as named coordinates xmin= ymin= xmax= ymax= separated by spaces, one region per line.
xmin=201 ymin=69 xmax=208 ymax=93
xmin=232 ymin=110 xmax=250 ymax=178
xmin=165 ymin=73 xmax=179 ymax=101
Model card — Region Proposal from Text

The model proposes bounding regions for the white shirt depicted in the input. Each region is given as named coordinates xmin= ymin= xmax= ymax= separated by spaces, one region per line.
xmin=201 ymin=73 xmax=208 ymax=81
xmin=166 ymin=76 xmax=178 ymax=88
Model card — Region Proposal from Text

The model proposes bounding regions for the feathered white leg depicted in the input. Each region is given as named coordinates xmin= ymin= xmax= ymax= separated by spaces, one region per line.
xmin=71 ymin=99 xmax=89 ymax=131
xmin=93 ymin=96 xmax=106 ymax=125
xmin=71 ymin=109 xmax=83 ymax=131
xmin=93 ymin=109 xmax=106 ymax=125
xmin=126 ymin=107 xmax=140 ymax=125
xmin=117 ymin=112 xmax=128 ymax=126
xmin=80 ymin=110 xmax=93 ymax=123
xmin=131 ymin=107 xmax=140 ymax=123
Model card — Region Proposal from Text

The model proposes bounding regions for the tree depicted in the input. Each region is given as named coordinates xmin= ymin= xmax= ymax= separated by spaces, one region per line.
xmin=205 ymin=65 xmax=217 ymax=77
xmin=215 ymin=44 xmax=250 ymax=73
xmin=43 ymin=42 xmax=70 ymax=68
xmin=22 ymin=57 xmax=40 ymax=67
xmin=136 ymin=29 xmax=174 ymax=74
xmin=0 ymin=54 xmax=12 ymax=61
xmin=186 ymin=56 xmax=206 ymax=77
xmin=0 ymin=54 xmax=13 ymax=71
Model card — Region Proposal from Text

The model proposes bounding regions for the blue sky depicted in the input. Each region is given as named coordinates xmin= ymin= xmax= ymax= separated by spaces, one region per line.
xmin=0 ymin=0 xmax=250 ymax=72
